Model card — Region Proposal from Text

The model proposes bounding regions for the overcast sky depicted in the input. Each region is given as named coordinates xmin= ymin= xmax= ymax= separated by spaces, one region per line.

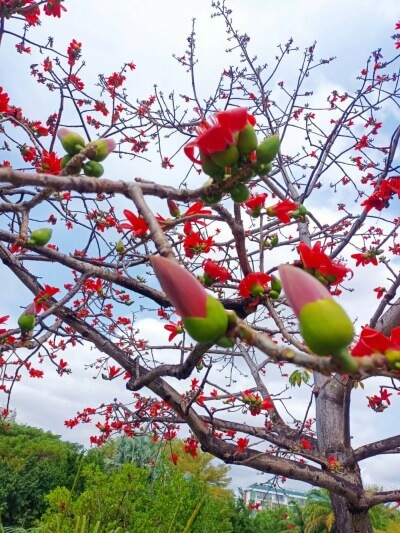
xmin=1 ymin=0 xmax=400 ymax=493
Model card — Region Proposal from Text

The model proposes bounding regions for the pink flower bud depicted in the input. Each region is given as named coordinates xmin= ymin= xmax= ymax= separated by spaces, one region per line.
xmin=279 ymin=265 xmax=355 ymax=367
xmin=57 ymin=128 xmax=86 ymax=155
xmin=150 ymin=256 xmax=228 ymax=343
xmin=86 ymin=138 xmax=116 ymax=162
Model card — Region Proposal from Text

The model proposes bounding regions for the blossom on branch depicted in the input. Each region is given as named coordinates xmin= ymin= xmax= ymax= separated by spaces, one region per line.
xmin=119 ymin=210 xmax=148 ymax=237
xmin=43 ymin=0 xmax=67 ymax=18
xmin=201 ymin=259 xmax=231 ymax=285
xmin=266 ymin=199 xmax=297 ymax=224
xmin=184 ymin=107 xmax=256 ymax=164
xmin=34 ymin=285 xmax=60 ymax=313
xmin=244 ymin=193 xmax=268 ymax=217
xmin=164 ymin=321 xmax=183 ymax=342
xmin=150 ymin=255 xmax=228 ymax=343
xmin=279 ymin=265 xmax=356 ymax=370
xmin=298 ymin=241 xmax=351 ymax=285
xmin=36 ymin=151 xmax=62 ymax=175
xmin=238 ymin=272 xmax=271 ymax=298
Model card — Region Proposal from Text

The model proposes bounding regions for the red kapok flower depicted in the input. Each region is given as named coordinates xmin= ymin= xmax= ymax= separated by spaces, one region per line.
xmin=67 ymin=39 xmax=82 ymax=66
xmin=300 ymin=438 xmax=313 ymax=451
xmin=34 ymin=284 xmax=60 ymax=313
xmin=43 ymin=0 xmax=67 ymax=18
xmin=119 ymin=209 xmax=148 ymax=237
xmin=238 ymin=272 xmax=271 ymax=298
xmin=183 ymin=232 xmax=214 ymax=258
xmin=0 ymin=87 xmax=10 ymax=113
xmin=202 ymin=259 xmax=231 ymax=284
xmin=244 ymin=193 xmax=268 ymax=217
xmin=351 ymin=250 xmax=381 ymax=267
xmin=266 ymin=199 xmax=297 ymax=224
xmin=236 ymin=437 xmax=249 ymax=454
xmin=351 ymin=326 xmax=400 ymax=357
xmin=164 ymin=321 xmax=183 ymax=342
xmin=373 ymin=287 xmax=386 ymax=299
xmin=183 ymin=201 xmax=212 ymax=217
xmin=298 ymin=241 xmax=352 ymax=285
xmin=184 ymin=108 xmax=256 ymax=164
xmin=36 ymin=151 xmax=62 ymax=175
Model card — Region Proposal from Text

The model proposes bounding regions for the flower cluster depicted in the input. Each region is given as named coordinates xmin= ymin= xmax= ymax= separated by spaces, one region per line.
xmin=200 ymin=259 xmax=231 ymax=286
xmin=184 ymin=108 xmax=281 ymax=204
xmin=241 ymin=389 xmax=274 ymax=416
xmin=57 ymin=128 xmax=116 ymax=177
xmin=0 ymin=0 xmax=66 ymax=26
xmin=298 ymin=241 xmax=351 ymax=286
xmin=351 ymin=326 xmax=400 ymax=368
xmin=367 ymin=389 xmax=392 ymax=412
xmin=238 ymin=272 xmax=271 ymax=298
xmin=360 ymin=177 xmax=400 ymax=213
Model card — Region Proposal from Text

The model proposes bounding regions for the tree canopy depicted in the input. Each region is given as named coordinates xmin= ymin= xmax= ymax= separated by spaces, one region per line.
xmin=0 ymin=2 xmax=400 ymax=532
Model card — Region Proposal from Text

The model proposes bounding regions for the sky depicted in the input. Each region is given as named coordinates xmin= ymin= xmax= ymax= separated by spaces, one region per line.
xmin=1 ymin=0 xmax=400 ymax=494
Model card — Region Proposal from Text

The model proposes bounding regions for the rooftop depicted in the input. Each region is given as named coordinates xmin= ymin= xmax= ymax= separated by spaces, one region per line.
xmin=246 ymin=483 xmax=307 ymax=499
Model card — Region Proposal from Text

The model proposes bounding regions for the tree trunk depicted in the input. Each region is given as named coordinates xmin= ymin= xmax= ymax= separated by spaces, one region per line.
xmin=331 ymin=495 xmax=373 ymax=533
xmin=314 ymin=373 xmax=373 ymax=533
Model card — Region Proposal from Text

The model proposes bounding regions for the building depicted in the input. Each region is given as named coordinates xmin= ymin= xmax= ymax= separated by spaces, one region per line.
xmin=243 ymin=482 xmax=308 ymax=510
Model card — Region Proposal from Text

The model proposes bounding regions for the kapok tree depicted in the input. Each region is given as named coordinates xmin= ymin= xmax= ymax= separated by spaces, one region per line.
xmin=0 ymin=2 xmax=400 ymax=532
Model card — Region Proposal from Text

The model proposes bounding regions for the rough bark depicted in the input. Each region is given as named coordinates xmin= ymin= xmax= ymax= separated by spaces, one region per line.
xmin=315 ymin=373 xmax=373 ymax=533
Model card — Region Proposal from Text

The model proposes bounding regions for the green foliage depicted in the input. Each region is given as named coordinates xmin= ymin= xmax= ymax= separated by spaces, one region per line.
xmin=371 ymin=502 xmax=400 ymax=532
xmin=231 ymin=495 xmax=253 ymax=533
xmin=103 ymin=435 xmax=160 ymax=472
xmin=40 ymin=461 xmax=234 ymax=532
xmin=252 ymin=507 xmax=290 ymax=533
xmin=167 ymin=439 xmax=231 ymax=493
xmin=289 ymin=369 xmax=311 ymax=387
xmin=0 ymin=422 xmax=82 ymax=528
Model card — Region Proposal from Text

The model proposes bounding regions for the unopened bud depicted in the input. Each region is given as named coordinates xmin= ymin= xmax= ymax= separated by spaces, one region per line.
xmin=86 ymin=138 xmax=116 ymax=162
xmin=256 ymin=135 xmax=280 ymax=164
xmin=167 ymin=199 xmax=180 ymax=218
xmin=57 ymin=128 xmax=85 ymax=156
xmin=28 ymin=228 xmax=52 ymax=246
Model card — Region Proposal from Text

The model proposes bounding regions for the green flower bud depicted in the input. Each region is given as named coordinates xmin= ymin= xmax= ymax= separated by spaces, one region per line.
xmin=256 ymin=135 xmax=280 ymax=164
xmin=183 ymin=296 xmax=228 ymax=343
xmin=167 ymin=199 xmax=180 ymax=218
xmin=18 ymin=307 xmax=35 ymax=332
xmin=61 ymin=155 xmax=73 ymax=169
xmin=271 ymin=275 xmax=282 ymax=294
xmin=269 ymin=290 xmax=280 ymax=300
xmin=385 ymin=350 xmax=400 ymax=370
xmin=83 ymin=161 xmax=104 ymax=178
xmin=18 ymin=313 xmax=35 ymax=332
xmin=210 ymin=144 xmax=239 ymax=168
xmin=250 ymin=284 xmax=265 ymax=297
xmin=86 ymin=138 xmax=116 ymax=162
xmin=200 ymin=190 xmax=223 ymax=205
xmin=216 ymin=335 xmax=235 ymax=348
xmin=57 ymin=128 xmax=86 ymax=156
xmin=270 ymin=234 xmax=279 ymax=247
xmin=300 ymin=299 xmax=354 ymax=356
xmin=28 ymin=228 xmax=52 ymax=246
xmin=115 ymin=240 xmax=125 ymax=254
xmin=200 ymin=153 xmax=225 ymax=179
xmin=254 ymin=162 xmax=272 ymax=177
xmin=229 ymin=183 xmax=250 ymax=203
xmin=237 ymin=124 xmax=258 ymax=156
